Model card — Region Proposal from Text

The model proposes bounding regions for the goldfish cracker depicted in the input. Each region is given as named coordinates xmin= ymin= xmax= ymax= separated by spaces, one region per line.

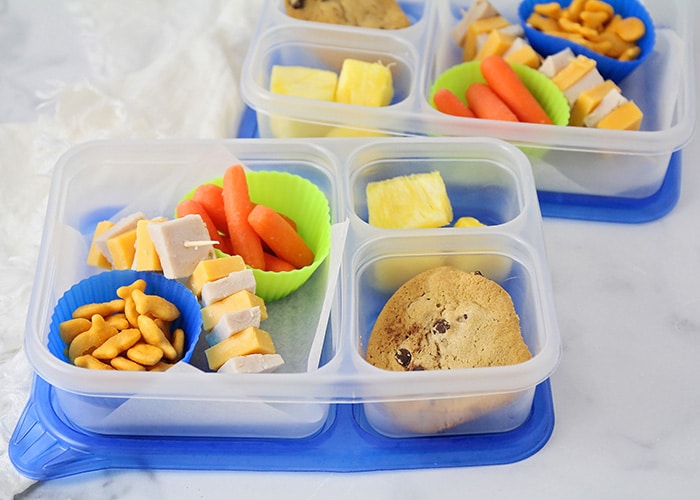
xmin=111 ymin=356 xmax=147 ymax=371
xmin=74 ymin=354 xmax=114 ymax=370
xmin=126 ymin=342 xmax=164 ymax=367
xmin=58 ymin=317 xmax=92 ymax=344
xmin=92 ymin=327 xmax=142 ymax=360
xmin=172 ymin=328 xmax=185 ymax=360
xmin=105 ymin=313 xmax=130 ymax=331
xmin=71 ymin=299 xmax=125 ymax=320
xmin=148 ymin=360 xmax=175 ymax=372
xmin=137 ymin=315 xmax=178 ymax=361
xmin=68 ymin=314 xmax=119 ymax=362
xmin=131 ymin=288 xmax=180 ymax=322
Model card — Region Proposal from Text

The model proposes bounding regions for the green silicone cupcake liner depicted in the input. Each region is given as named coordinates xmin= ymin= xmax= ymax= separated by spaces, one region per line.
xmin=181 ymin=170 xmax=332 ymax=302
xmin=430 ymin=61 xmax=570 ymax=126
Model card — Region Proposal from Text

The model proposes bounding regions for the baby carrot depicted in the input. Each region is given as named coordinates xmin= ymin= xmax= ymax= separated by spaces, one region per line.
xmin=175 ymin=198 xmax=233 ymax=254
xmin=192 ymin=183 xmax=228 ymax=235
xmin=222 ymin=164 xmax=266 ymax=270
xmin=480 ymin=55 xmax=552 ymax=125
xmin=248 ymin=204 xmax=314 ymax=269
xmin=263 ymin=252 xmax=297 ymax=272
xmin=465 ymin=82 xmax=519 ymax=122
xmin=433 ymin=88 xmax=475 ymax=117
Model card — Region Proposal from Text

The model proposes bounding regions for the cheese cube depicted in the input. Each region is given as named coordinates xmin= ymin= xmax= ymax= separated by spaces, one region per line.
xmin=205 ymin=326 xmax=276 ymax=371
xmin=584 ymin=88 xmax=627 ymax=128
xmin=94 ymin=212 xmax=146 ymax=265
xmin=562 ymin=67 xmax=604 ymax=106
xmin=107 ymin=228 xmax=137 ymax=270
xmin=201 ymin=290 xmax=267 ymax=331
xmin=504 ymin=42 xmax=541 ymax=68
xmin=86 ymin=220 xmax=115 ymax=269
xmin=132 ymin=218 xmax=166 ymax=272
xmin=551 ymin=55 xmax=597 ymax=92
xmin=475 ymin=30 xmax=515 ymax=60
xmin=188 ymin=255 xmax=246 ymax=297
xmin=335 ymin=59 xmax=394 ymax=107
xmin=569 ymin=80 xmax=620 ymax=126
xmin=463 ymin=16 xmax=511 ymax=61
xmin=451 ymin=0 xmax=499 ymax=47
xmin=596 ymin=100 xmax=643 ymax=131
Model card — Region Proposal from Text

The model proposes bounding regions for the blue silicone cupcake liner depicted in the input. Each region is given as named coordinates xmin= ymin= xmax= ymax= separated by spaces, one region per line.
xmin=49 ymin=269 xmax=202 ymax=364
xmin=519 ymin=0 xmax=656 ymax=83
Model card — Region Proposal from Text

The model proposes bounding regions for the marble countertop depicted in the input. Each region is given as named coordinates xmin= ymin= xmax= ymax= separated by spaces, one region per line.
xmin=2 ymin=1 xmax=698 ymax=498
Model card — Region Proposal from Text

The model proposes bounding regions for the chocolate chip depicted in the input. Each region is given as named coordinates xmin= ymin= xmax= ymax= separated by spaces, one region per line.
xmin=432 ymin=318 xmax=450 ymax=334
xmin=289 ymin=0 xmax=304 ymax=8
xmin=395 ymin=348 xmax=412 ymax=368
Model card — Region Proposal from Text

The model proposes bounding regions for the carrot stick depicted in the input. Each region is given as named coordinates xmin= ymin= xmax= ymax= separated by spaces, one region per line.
xmin=247 ymin=204 xmax=314 ymax=269
xmin=465 ymin=82 xmax=519 ymax=122
xmin=263 ymin=252 xmax=296 ymax=272
xmin=175 ymin=198 xmax=233 ymax=254
xmin=251 ymin=203 xmax=298 ymax=232
xmin=222 ymin=164 xmax=266 ymax=270
xmin=480 ymin=55 xmax=552 ymax=124
xmin=192 ymin=183 xmax=228 ymax=235
xmin=433 ymin=88 xmax=475 ymax=117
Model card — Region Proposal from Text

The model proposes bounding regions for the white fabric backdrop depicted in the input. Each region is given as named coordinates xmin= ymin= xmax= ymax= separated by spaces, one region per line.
xmin=0 ymin=1 xmax=263 ymax=495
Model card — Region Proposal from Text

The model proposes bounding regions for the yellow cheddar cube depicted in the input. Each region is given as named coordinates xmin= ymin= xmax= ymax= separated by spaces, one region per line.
xmin=201 ymin=290 xmax=268 ymax=331
xmin=475 ymin=30 xmax=515 ymax=60
xmin=596 ymin=100 xmax=643 ymax=131
xmin=463 ymin=16 xmax=511 ymax=61
xmin=505 ymin=44 xmax=541 ymax=68
xmin=569 ymin=80 xmax=620 ymax=126
xmin=205 ymin=326 xmax=276 ymax=371
xmin=86 ymin=221 xmax=115 ymax=269
xmin=188 ymin=255 xmax=246 ymax=297
xmin=551 ymin=55 xmax=597 ymax=92
xmin=133 ymin=218 xmax=166 ymax=272
xmin=107 ymin=229 xmax=137 ymax=270
xmin=335 ymin=59 xmax=394 ymax=107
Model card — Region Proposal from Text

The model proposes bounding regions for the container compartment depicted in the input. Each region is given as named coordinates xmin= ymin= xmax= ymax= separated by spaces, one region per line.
xmin=351 ymin=232 xmax=553 ymax=437
xmin=241 ymin=0 xmax=695 ymax=199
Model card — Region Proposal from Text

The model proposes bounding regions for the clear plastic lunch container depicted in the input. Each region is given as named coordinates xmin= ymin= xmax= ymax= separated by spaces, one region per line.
xmin=240 ymin=0 xmax=695 ymax=199
xmin=23 ymin=137 xmax=561 ymax=439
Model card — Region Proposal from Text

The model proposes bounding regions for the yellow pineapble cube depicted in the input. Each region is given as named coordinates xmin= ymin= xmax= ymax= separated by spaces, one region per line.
xmin=366 ymin=171 xmax=453 ymax=229
xmin=335 ymin=59 xmax=394 ymax=107
xmin=268 ymin=65 xmax=339 ymax=138
xmin=269 ymin=65 xmax=338 ymax=100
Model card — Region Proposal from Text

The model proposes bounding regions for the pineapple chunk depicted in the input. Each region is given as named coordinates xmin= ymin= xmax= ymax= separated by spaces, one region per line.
xmin=366 ymin=171 xmax=453 ymax=229
xmin=454 ymin=216 xmax=485 ymax=227
xmin=269 ymin=65 xmax=338 ymax=101
xmin=268 ymin=65 xmax=338 ymax=138
xmin=335 ymin=59 xmax=394 ymax=107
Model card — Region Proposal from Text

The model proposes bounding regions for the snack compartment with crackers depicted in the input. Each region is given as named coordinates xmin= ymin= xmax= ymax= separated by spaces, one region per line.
xmin=241 ymin=0 xmax=694 ymax=203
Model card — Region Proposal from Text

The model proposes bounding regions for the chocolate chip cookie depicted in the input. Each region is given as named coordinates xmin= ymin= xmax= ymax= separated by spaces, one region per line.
xmin=284 ymin=0 xmax=411 ymax=29
xmin=365 ymin=266 xmax=531 ymax=371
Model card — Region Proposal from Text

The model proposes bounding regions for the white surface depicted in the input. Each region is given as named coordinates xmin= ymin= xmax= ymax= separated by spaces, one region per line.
xmin=1 ymin=1 xmax=698 ymax=498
